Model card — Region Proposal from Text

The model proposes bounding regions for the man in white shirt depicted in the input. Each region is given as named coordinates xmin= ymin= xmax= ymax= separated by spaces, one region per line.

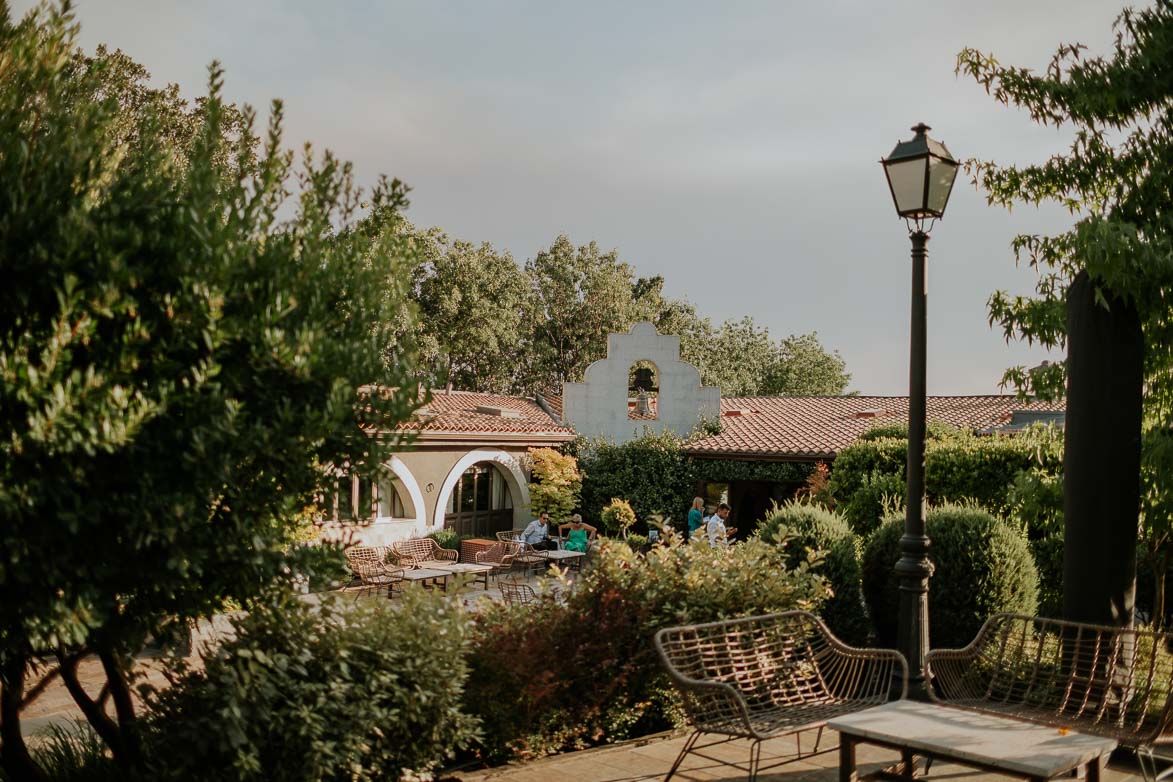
xmin=522 ymin=512 xmax=557 ymax=550
xmin=706 ymin=503 xmax=737 ymax=547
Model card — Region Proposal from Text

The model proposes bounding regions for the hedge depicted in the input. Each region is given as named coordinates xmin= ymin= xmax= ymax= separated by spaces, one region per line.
xmin=862 ymin=504 xmax=1039 ymax=648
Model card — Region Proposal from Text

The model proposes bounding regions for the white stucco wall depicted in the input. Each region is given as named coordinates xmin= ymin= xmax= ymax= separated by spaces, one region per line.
xmin=563 ymin=322 xmax=720 ymax=444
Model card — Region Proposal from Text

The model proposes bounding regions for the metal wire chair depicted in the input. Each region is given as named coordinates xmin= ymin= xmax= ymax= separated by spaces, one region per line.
xmin=927 ymin=613 xmax=1173 ymax=754
xmin=498 ymin=581 xmax=539 ymax=607
xmin=344 ymin=546 xmax=405 ymax=600
xmin=655 ymin=610 xmax=907 ymax=782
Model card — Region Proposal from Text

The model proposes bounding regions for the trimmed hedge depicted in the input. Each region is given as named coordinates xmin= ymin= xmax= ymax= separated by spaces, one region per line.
xmin=830 ymin=424 xmax=1064 ymax=535
xmin=756 ymin=502 xmax=870 ymax=645
xmin=862 ymin=504 xmax=1039 ymax=648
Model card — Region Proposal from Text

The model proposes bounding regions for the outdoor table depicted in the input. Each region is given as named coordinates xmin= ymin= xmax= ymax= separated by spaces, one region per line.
xmin=431 ymin=562 xmax=493 ymax=590
xmin=828 ymin=701 xmax=1117 ymax=782
xmin=399 ymin=567 xmax=451 ymax=590
xmin=535 ymin=548 xmax=586 ymax=572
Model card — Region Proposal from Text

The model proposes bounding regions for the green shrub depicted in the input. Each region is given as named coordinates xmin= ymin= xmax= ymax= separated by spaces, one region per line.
xmin=1006 ymin=469 xmax=1064 ymax=617
xmin=861 ymin=504 xmax=1039 ymax=648
xmin=146 ymin=590 xmax=479 ymax=781
xmin=0 ymin=722 xmax=119 ymax=782
xmin=757 ymin=501 xmax=869 ymax=645
xmin=578 ymin=431 xmax=694 ymax=530
xmin=626 ymin=532 xmax=650 ymax=550
xmin=830 ymin=425 xmax=1064 ymax=535
xmin=600 ymin=498 xmax=637 ymax=537
xmin=464 ymin=532 xmax=830 ymax=762
xmin=427 ymin=528 xmax=467 ymax=551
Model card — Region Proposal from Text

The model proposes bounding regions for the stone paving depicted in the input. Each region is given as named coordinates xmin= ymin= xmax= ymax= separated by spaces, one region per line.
xmin=453 ymin=728 xmax=1150 ymax=782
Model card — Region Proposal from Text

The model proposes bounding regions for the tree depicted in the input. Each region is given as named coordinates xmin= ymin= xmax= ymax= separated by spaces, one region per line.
xmin=523 ymin=235 xmax=650 ymax=393
xmin=526 ymin=448 xmax=582 ymax=521
xmin=411 ymin=227 xmax=529 ymax=394
xmin=0 ymin=7 xmax=419 ymax=777
xmin=764 ymin=332 xmax=851 ymax=396
xmin=958 ymin=1 xmax=1173 ymax=625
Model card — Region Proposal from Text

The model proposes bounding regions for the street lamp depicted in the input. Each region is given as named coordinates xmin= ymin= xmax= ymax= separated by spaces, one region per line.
xmin=880 ymin=123 xmax=958 ymax=699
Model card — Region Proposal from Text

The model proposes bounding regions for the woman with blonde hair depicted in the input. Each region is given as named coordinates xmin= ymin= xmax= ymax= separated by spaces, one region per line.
xmin=687 ymin=497 xmax=705 ymax=541
xmin=559 ymin=513 xmax=597 ymax=553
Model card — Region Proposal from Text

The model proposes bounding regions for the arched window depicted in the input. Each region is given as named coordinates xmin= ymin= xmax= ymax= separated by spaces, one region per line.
xmin=628 ymin=360 xmax=659 ymax=420
xmin=326 ymin=469 xmax=410 ymax=522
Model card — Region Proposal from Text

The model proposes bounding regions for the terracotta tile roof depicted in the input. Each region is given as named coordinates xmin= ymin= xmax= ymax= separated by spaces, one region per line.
xmin=539 ymin=392 xmax=563 ymax=419
xmin=684 ymin=395 xmax=1065 ymax=460
xmin=401 ymin=391 xmax=574 ymax=438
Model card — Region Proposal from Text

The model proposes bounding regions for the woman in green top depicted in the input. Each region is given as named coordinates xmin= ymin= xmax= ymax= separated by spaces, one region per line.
xmin=559 ymin=514 xmax=597 ymax=552
xmin=687 ymin=497 xmax=705 ymax=540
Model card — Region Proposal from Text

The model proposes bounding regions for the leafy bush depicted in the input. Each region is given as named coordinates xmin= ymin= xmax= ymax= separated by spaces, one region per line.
xmin=1006 ymin=468 xmax=1064 ymax=617
xmin=146 ymin=590 xmax=479 ymax=781
xmin=830 ymin=425 xmax=1064 ymax=534
xmin=861 ymin=504 xmax=1039 ymax=648
xmin=527 ymin=448 xmax=582 ymax=520
xmin=0 ymin=722 xmax=118 ymax=782
xmin=464 ymin=531 xmax=830 ymax=762
xmin=427 ymin=528 xmax=467 ymax=551
xmin=600 ymin=498 xmax=637 ymax=537
xmin=757 ymin=502 xmax=869 ymax=645
xmin=578 ymin=431 xmax=693 ymax=530
xmin=626 ymin=532 xmax=650 ymax=550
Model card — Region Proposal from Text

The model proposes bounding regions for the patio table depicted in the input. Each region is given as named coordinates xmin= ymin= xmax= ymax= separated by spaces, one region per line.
xmin=828 ymin=701 xmax=1117 ymax=782
xmin=399 ymin=567 xmax=452 ymax=590
xmin=535 ymin=548 xmax=585 ymax=572
xmin=431 ymin=562 xmax=493 ymax=590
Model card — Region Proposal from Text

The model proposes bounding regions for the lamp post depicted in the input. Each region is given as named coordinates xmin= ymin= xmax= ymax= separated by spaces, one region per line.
xmin=880 ymin=123 xmax=959 ymax=699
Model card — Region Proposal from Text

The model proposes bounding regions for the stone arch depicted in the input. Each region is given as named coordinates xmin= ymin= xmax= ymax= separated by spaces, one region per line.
xmin=434 ymin=449 xmax=531 ymax=532
xmin=385 ymin=455 xmax=426 ymax=530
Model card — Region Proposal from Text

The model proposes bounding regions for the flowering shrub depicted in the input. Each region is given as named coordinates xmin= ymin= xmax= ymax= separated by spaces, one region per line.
xmin=464 ymin=530 xmax=830 ymax=762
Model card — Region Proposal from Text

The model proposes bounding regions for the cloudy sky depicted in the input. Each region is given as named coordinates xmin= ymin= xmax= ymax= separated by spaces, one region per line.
xmin=14 ymin=0 xmax=1129 ymax=394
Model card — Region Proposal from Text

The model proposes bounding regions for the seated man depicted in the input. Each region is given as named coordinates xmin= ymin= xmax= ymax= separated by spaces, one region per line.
xmin=558 ymin=514 xmax=597 ymax=553
xmin=522 ymin=512 xmax=557 ymax=551
xmin=706 ymin=503 xmax=737 ymax=547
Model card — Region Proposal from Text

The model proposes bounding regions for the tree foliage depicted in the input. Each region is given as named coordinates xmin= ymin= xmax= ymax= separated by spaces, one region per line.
xmin=958 ymin=0 xmax=1173 ymax=625
xmin=0 ymin=6 xmax=419 ymax=776
xmin=526 ymin=447 xmax=582 ymax=521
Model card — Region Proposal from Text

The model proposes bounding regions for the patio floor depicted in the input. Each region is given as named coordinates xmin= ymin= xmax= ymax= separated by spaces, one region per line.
xmin=452 ymin=728 xmax=1149 ymax=782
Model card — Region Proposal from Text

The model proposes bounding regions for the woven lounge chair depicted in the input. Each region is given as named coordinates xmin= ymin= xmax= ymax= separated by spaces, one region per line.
xmin=474 ymin=541 xmax=522 ymax=581
xmin=655 ymin=610 xmax=907 ymax=781
xmin=499 ymin=581 xmax=539 ymax=607
xmin=344 ymin=546 xmax=406 ymax=600
xmin=390 ymin=537 xmax=459 ymax=569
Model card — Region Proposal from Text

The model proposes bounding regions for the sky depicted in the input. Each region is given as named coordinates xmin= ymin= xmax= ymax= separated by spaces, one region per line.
xmin=13 ymin=0 xmax=1132 ymax=395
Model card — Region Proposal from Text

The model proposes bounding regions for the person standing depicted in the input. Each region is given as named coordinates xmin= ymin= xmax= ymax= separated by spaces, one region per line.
xmin=687 ymin=497 xmax=705 ymax=542
xmin=522 ymin=512 xmax=557 ymax=551
xmin=706 ymin=503 xmax=737 ymax=547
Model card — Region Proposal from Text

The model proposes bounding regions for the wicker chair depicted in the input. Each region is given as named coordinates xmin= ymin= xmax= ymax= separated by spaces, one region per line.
xmin=927 ymin=613 xmax=1173 ymax=779
xmin=389 ymin=538 xmax=459 ymax=569
xmin=474 ymin=541 xmax=521 ymax=581
xmin=655 ymin=610 xmax=907 ymax=782
xmin=499 ymin=581 xmax=539 ymax=607
xmin=344 ymin=546 xmax=406 ymax=600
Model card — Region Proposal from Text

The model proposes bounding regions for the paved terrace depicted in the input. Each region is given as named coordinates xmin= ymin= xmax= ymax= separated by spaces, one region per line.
xmin=454 ymin=730 xmax=1148 ymax=782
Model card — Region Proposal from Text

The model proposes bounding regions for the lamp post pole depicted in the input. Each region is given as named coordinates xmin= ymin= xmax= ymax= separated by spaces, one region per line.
xmin=880 ymin=122 xmax=957 ymax=700
xmin=897 ymin=229 xmax=933 ymax=700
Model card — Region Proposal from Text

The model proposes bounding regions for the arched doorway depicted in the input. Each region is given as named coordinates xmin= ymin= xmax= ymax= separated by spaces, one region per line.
xmin=443 ymin=462 xmax=514 ymax=537
xmin=435 ymin=449 xmax=531 ymax=537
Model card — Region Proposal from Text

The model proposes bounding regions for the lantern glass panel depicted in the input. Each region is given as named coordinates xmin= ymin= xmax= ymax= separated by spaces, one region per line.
xmin=884 ymin=156 xmax=928 ymax=215
xmin=926 ymin=156 xmax=959 ymax=215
